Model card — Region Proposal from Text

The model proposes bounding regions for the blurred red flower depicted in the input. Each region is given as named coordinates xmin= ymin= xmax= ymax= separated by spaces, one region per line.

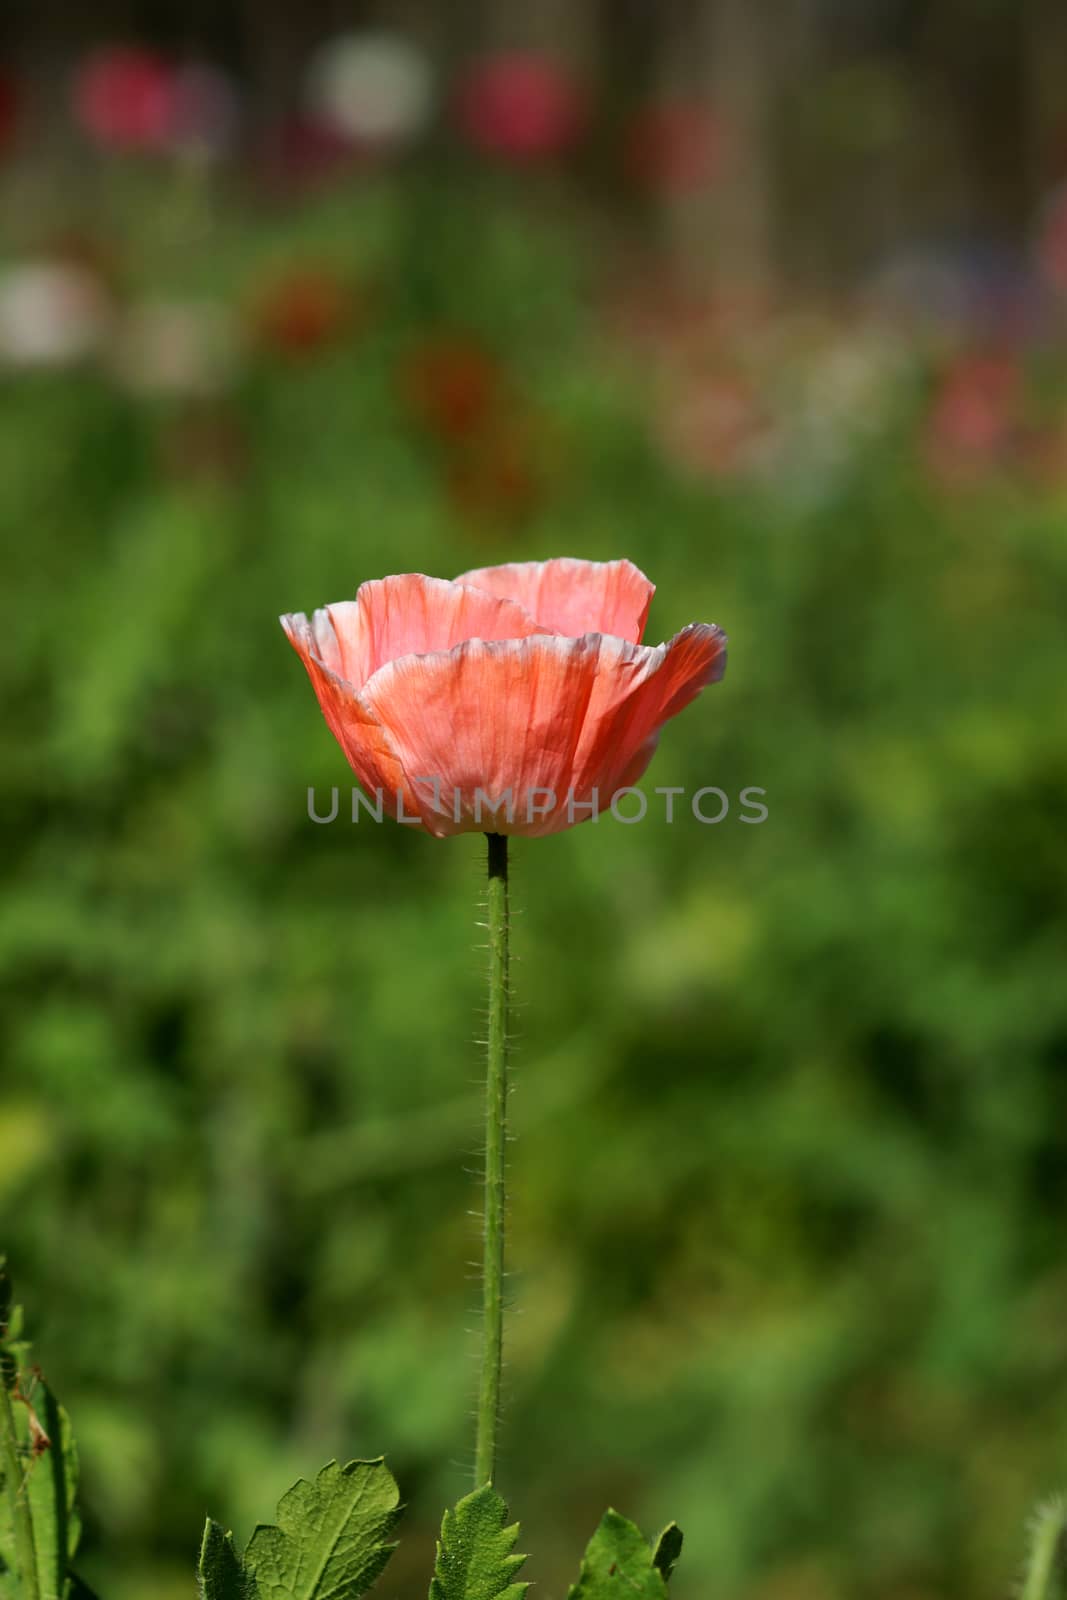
xmin=0 ymin=71 xmax=18 ymax=155
xmin=399 ymin=334 xmax=505 ymax=441
xmin=624 ymin=100 xmax=722 ymax=195
xmin=251 ymin=268 xmax=355 ymax=358
xmin=925 ymin=350 xmax=1023 ymax=483
xmin=455 ymin=53 xmax=583 ymax=161
xmin=73 ymin=47 xmax=176 ymax=151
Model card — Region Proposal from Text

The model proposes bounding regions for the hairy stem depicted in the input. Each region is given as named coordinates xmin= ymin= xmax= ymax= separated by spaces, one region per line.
xmin=1023 ymin=1499 xmax=1067 ymax=1600
xmin=0 ymin=1377 xmax=39 ymax=1600
xmin=475 ymin=830 xmax=509 ymax=1488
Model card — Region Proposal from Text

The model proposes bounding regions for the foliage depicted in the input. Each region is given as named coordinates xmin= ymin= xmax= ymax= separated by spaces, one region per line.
xmin=428 ymin=1486 xmax=527 ymax=1600
xmin=0 ymin=1263 xmax=94 ymax=1600
xmin=197 ymin=1458 xmax=400 ymax=1600
xmin=567 ymin=1512 xmax=680 ymax=1599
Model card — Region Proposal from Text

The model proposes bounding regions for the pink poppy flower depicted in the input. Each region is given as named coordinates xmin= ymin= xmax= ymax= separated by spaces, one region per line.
xmin=454 ymin=53 xmax=583 ymax=161
xmin=282 ymin=561 xmax=726 ymax=837
xmin=1036 ymin=183 xmax=1067 ymax=295
xmin=73 ymin=47 xmax=176 ymax=151
xmin=925 ymin=350 xmax=1022 ymax=484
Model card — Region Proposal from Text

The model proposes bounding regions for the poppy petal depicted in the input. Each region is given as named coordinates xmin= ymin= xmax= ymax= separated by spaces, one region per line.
xmin=359 ymin=622 xmax=726 ymax=837
xmin=326 ymin=572 xmax=546 ymax=689
xmin=455 ymin=557 xmax=655 ymax=644
xmin=281 ymin=609 xmax=412 ymax=811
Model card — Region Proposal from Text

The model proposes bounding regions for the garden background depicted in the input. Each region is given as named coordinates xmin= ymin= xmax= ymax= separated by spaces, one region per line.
xmin=2 ymin=2 xmax=1067 ymax=1597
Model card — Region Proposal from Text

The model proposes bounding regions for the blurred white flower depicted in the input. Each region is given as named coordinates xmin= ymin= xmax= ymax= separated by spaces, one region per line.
xmin=743 ymin=323 xmax=917 ymax=509
xmin=110 ymin=300 xmax=237 ymax=397
xmin=0 ymin=261 xmax=111 ymax=368
xmin=794 ymin=328 xmax=915 ymax=436
xmin=304 ymin=32 xmax=433 ymax=147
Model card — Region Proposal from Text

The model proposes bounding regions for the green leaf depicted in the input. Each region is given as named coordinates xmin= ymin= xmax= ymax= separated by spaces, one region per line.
xmin=243 ymin=1458 xmax=401 ymax=1600
xmin=0 ymin=1270 xmax=94 ymax=1600
xmin=428 ymin=1485 xmax=528 ymax=1600
xmin=27 ymin=1383 xmax=82 ymax=1600
xmin=198 ymin=1519 xmax=253 ymax=1600
xmin=567 ymin=1510 xmax=683 ymax=1599
xmin=651 ymin=1525 xmax=683 ymax=1582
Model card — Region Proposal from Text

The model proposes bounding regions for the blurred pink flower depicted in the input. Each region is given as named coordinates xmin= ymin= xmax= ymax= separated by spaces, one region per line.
xmin=655 ymin=369 xmax=768 ymax=481
xmin=454 ymin=53 xmax=583 ymax=161
xmin=624 ymin=101 xmax=722 ymax=195
xmin=1035 ymin=184 xmax=1067 ymax=295
xmin=925 ymin=350 xmax=1023 ymax=484
xmin=73 ymin=47 xmax=176 ymax=151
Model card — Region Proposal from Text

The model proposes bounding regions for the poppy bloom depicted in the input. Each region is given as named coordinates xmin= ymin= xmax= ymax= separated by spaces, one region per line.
xmin=399 ymin=334 xmax=505 ymax=442
xmin=0 ymin=260 xmax=111 ymax=368
xmin=109 ymin=298 xmax=237 ymax=397
xmin=925 ymin=350 xmax=1022 ymax=484
xmin=282 ymin=560 xmax=726 ymax=837
xmin=251 ymin=268 xmax=354 ymax=357
xmin=454 ymin=53 xmax=583 ymax=162
xmin=304 ymin=31 xmax=434 ymax=150
xmin=73 ymin=47 xmax=176 ymax=151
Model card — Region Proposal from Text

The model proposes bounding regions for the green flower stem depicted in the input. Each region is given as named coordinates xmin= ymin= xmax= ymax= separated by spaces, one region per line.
xmin=1023 ymin=1499 xmax=1067 ymax=1600
xmin=0 ymin=1377 xmax=39 ymax=1600
xmin=475 ymin=830 xmax=509 ymax=1489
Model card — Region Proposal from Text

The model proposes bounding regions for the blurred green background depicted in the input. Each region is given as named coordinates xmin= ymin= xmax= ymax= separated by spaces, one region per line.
xmin=3 ymin=5 xmax=1067 ymax=1598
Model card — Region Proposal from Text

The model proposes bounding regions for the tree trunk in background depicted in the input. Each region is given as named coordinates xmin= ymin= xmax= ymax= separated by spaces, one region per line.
xmin=917 ymin=0 xmax=1032 ymax=243
xmin=658 ymin=0 xmax=777 ymax=299
xmin=482 ymin=0 xmax=598 ymax=67
xmin=1025 ymin=0 xmax=1067 ymax=196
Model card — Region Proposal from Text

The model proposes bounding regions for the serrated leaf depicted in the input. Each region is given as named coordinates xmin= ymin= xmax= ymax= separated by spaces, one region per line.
xmin=199 ymin=1518 xmax=254 ymax=1600
xmin=0 ymin=1379 xmax=81 ymax=1600
xmin=428 ymin=1485 xmax=528 ymax=1600
xmin=568 ymin=1510 xmax=682 ymax=1599
xmin=0 ymin=1280 xmax=94 ymax=1600
xmin=243 ymin=1457 xmax=400 ymax=1600
xmin=30 ymin=1383 xmax=82 ymax=1600
xmin=651 ymin=1525 xmax=683 ymax=1582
